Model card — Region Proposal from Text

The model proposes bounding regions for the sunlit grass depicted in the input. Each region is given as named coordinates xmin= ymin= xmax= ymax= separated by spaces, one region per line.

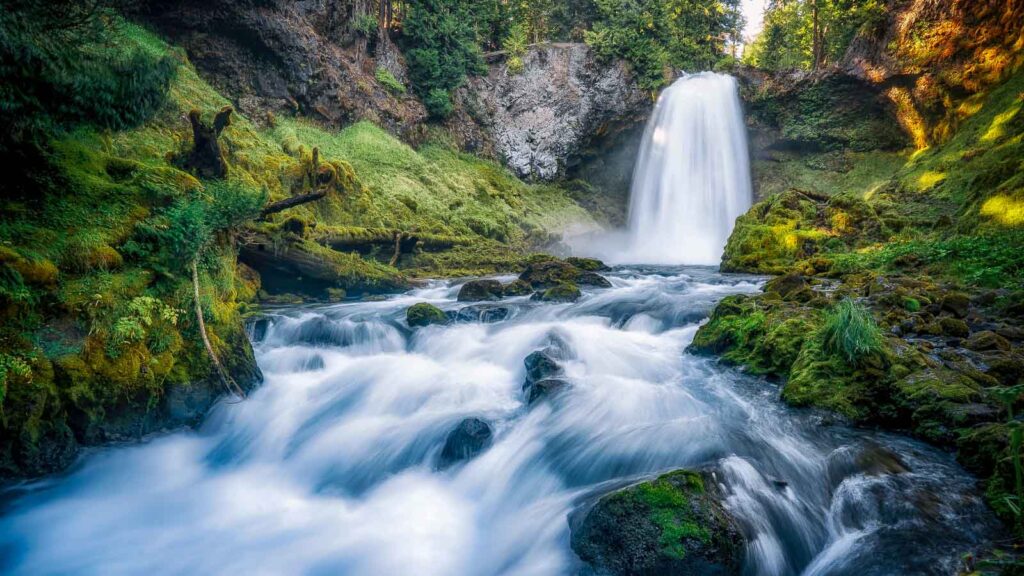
xmin=981 ymin=194 xmax=1024 ymax=227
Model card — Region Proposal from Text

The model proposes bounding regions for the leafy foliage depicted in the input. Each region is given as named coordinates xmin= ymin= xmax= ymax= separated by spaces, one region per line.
xmin=585 ymin=0 xmax=744 ymax=89
xmin=400 ymin=0 xmax=487 ymax=118
xmin=744 ymin=0 xmax=885 ymax=71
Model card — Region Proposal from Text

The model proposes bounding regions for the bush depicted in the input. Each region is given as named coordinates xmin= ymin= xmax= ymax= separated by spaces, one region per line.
xmin=375 ymin=67 xmax=406 ymax=94
xmin=503 ymin=24 xmax=528 ymax=75
xmin=820 ymin=298 xmax=884 ymax=365
xmin=401 ymin=0 xmax=485 ymax=119
xmin=423 ymin=88 xmax=454 ymax=118
xmin=353 ymin=14 xmax=378 ymax=37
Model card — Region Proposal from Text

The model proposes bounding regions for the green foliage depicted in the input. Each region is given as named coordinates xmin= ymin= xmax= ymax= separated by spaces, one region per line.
xmin=744 ymin=0 xmax=885 ymax=71
xmin=503 ymin=23 xmax=529 ymax=75
xmin=585 ymin=0 xmax=743 ymax=90
xmin=0 ymin=9 xmax=178 ymax=148
xmin=820 ymin=298 xmax=884 ymax=366
xmin=400 ymin=0 xmax=486 ymax=118
xmin=353 ymin=14 xmax=378 ymax=37
xmin=374 ymin=67 xmax=406 ymax=94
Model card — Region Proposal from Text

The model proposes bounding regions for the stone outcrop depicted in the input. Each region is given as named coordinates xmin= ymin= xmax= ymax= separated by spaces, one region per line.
xmin=131 ymin=0 xmax=427 ymax=138
xmin=460 ymin=44 xmax=649 ymax=181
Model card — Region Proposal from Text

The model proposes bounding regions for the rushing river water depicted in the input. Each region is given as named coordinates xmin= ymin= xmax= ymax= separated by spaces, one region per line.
xmin=0 ymin=267 xmax=999 ymax=575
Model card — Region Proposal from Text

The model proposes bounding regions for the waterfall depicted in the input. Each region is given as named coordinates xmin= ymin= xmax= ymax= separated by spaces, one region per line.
xmin=619 ymin=72 xmax=753 ymax=265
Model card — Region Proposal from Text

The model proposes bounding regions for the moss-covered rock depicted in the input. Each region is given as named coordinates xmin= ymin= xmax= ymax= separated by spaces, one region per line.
xmin=570 ymin=469 xmax=743 ymax=576
xmin=533 ymin=282 xmax=582 ymax=303
xmin=519 ymin=259 xmax=610 ymax=289
xmin=457 ymin=279 xmax=504 ymax=302
xmin=501 ymin=279 xmax=533 ymax=296
xmin=406 ymin=303 xmax=447 ymax=327
xmin=566 ymin=257 xmax=610 ymax=271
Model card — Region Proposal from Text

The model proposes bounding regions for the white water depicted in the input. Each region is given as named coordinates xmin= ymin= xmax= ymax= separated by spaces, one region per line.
xmin=588 ymin=73 xmax=753 ymax=266
xmin=0 ymin=269 xmax=997 ymax=575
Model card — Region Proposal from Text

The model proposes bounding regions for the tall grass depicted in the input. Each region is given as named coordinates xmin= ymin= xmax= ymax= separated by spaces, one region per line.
xmin=821 ymin=298 xmax=884 ymax=365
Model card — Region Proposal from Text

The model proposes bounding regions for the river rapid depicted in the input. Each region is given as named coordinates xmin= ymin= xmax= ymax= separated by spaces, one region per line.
xmin=0 ymin=267 xmax=999 ymax=575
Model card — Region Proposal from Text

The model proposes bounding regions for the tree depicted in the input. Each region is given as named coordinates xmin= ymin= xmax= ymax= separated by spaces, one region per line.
xmin=400 ymin=0 xmax=486 ymax=118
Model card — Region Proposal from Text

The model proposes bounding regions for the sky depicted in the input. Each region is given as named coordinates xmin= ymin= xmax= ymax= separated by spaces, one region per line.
xmin=741 ymin=0 xmax=768 ymax=43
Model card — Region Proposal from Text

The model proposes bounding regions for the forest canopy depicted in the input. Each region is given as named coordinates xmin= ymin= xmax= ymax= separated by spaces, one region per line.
xmin=743 ymin=0 xmax=885 ymax=70
xmin=370 ymin=0 xmax=745 ymax=116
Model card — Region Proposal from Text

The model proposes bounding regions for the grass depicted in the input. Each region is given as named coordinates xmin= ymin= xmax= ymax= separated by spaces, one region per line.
xmin=820 ymin=298 xmax=884 ymax=366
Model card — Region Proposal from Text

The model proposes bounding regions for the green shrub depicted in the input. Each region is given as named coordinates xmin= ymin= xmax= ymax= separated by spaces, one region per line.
xmin=423 ymin=88 xmax=454 ymax=118
xmin=354 ymin=14 xmax=378 ymax=37
xmin=820 ymin=298 xmax=884 ymax=365
xmin=503 ymin=24 xmax=528 ymax=75
xmin=375 ymin=67 xmax=406 ymax=95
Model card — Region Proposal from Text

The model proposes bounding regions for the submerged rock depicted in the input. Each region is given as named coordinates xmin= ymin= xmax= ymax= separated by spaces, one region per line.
xmin=570 ymin=469 xmax=744 ymax=576
xmin=457 ymin=279 xmax=504 ymax=302
xmin=438 ymin=418 xmax=493 ymax=469
xmin=526 ymin=378 xmax=569 ymax=404
xmin=407 ymin=303 xmax=447 ymax=327
xmin=452 ymin=304 xmax=511 ymax=324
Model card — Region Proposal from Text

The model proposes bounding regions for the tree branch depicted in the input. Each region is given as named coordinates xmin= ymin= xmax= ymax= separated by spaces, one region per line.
xmin=259 ymin=190 xmax=329 ymax=218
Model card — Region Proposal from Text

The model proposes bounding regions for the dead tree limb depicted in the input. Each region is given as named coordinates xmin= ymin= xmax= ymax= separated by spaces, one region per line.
xmin=192 ymin=260 xmax=246 ymax=399
xmin=187 ymin=106 xmax=233 ymax=179
xmin=259 ymin=190 xmax=329 ymax=218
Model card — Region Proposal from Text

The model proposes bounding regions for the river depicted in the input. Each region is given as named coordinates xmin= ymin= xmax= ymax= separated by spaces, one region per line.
xmin=0 ymin=267 xmax=998 ymax=575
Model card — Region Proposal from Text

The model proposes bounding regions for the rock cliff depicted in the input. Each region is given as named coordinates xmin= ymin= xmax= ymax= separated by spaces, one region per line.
xmin=460 ymin=44 xmax=650 ymax=182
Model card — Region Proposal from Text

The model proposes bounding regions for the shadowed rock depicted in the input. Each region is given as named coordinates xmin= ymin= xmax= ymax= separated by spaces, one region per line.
xmin=438 ymin=418 xmax=493 ymax=469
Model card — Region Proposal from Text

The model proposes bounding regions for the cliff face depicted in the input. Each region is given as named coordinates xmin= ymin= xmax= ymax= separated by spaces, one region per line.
xmin=131 ymin=0 xmax=428 ymax=139
xmin=460 ymin=44 xmax=650 ymax=182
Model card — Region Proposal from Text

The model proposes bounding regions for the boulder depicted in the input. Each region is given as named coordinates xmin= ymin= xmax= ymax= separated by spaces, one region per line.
xmin=570 ymin=469 xmax=744 ymax=576
xmin=437 ymin=418 xmax=493 ymax=469
xmin=457 ymin=279 xmax=505 ymax=302
xmin=533 ymin=282 xmax=582 ymax=303
xmin=524 ymin=349 xmax=564 ymax=384
xmin=941 ymin=293 xmax=971 ymax=319
xmin=526 ymin=378 xmax=569 ymax=404
xmin=965 ymin=330 xmax=1012 ymax=352
xmin=452 ymin=304 xmax=510 ymax=324
xmin=567 ymin=257 xmax=610 ymax=272
xmin=407 ymin=303 xmax=447 ymax=327
xmin=502 ymin=279 xmax=534 ymax=297
xmin=520 ymin=260 xmax=582 ymax=288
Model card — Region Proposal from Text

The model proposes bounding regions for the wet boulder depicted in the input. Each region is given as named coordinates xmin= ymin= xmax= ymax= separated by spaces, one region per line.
xmin=525 ymin=349 xmax=564 ymax=384
xmin=526 ymin=378 xmax=569 ymax=404
xmin=438 ymin=418 xmax=493 ymax=469
xmin=965 ymin=330 xmax=1011 ymax=352
xmin=941 ymin=293 xmax=971 ymax=319
xmin=570 ymin=469 xmax=744 ymax=576
xmin=407 ymin=303 xmax=447 ymax=327
xmin=533 ymin=282 xmax=582 ymax=303
xmin=458 ymin=279 xmax=505 ymax=302
xmin=520 ymin=260 xmax=611 ymax=290
xmin=502 ymin=279 xmax=534 ymax=297
xmin=567 ymin=257 xmax=610 ymax=272
xmin=452 ymin=304 xmax=511 ymax=324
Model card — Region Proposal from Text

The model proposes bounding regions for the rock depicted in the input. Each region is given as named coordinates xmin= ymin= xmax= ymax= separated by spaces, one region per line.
xmin=437 ymin=418 xmax=493 ymax=469
xmin=462 ymin=44 xmax=648 ymax=181
xmin=570 ymin=469 xmax=744 ymax=576
xmin=578 ymin=271 xmax=613 ymax=288
xmin=855 ymin=444 xmax=910 ymax=476
xmin=519 ymin=259 xmax=610 ymax=290
xmin=567 ymin=257 xmax=610 ymax=271
xmin=764 ymin=273 xmax=810 ymax=300
xmin=938 ymin=317 xmax=969 ymax=337
xmin=533 ymin=282 xmax=582 ymax=303
xmin=407 ymin=303 xmax=447 ymax=327
xmin=502 ymin=279 xmax=533 ymax=297
xmin=965 ymin=330 xmax=1011 ymax=352
xmin=457 ymin=279 xmax=504 ymax=302
xmin=520 ymin=260 xmax=582 ymax=288
xmin=941 ymin=293 xmax=971 ymax=318
xmin=452 ymin=304 xmax=510 ymax=324
xmin=527 ymin=378 xmax=570 ymax=404
xmin=524 ymin=349 xmax=564 ymax=384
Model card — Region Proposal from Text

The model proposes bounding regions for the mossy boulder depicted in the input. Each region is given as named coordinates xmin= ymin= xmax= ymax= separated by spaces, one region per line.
xmin=570 ymin=469 xmax=743 ymax=576
xmin=406 ymin=302 xmax=447 ymax=327
xmin=965 ymin=330 xmax=1011 ymax=352
xmin=457 ymin=279 xmax=504 ymax=302
xmin=502 ymin=279 xmax=533 ymax=296
xmin=519 ymin=259 xmax=610 ymax=289
xmin=567 ymin=257 xmax=610 ymax=271
xmin=533 ymin=282 xmax=582 ymax=303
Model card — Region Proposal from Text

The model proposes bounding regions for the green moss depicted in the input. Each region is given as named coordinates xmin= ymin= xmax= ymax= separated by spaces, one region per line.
xmin=623 ymin=471 xmax=710 ymax=560
xmin=406 ymin=302 xmax=447 ymax=327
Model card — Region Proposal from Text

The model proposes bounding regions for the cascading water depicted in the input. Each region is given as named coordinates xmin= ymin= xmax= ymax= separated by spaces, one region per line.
xmin=0 ymin=269 xmax=998 ymax=575
xmin=600 ymin=72 xmax=753 ymax=265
